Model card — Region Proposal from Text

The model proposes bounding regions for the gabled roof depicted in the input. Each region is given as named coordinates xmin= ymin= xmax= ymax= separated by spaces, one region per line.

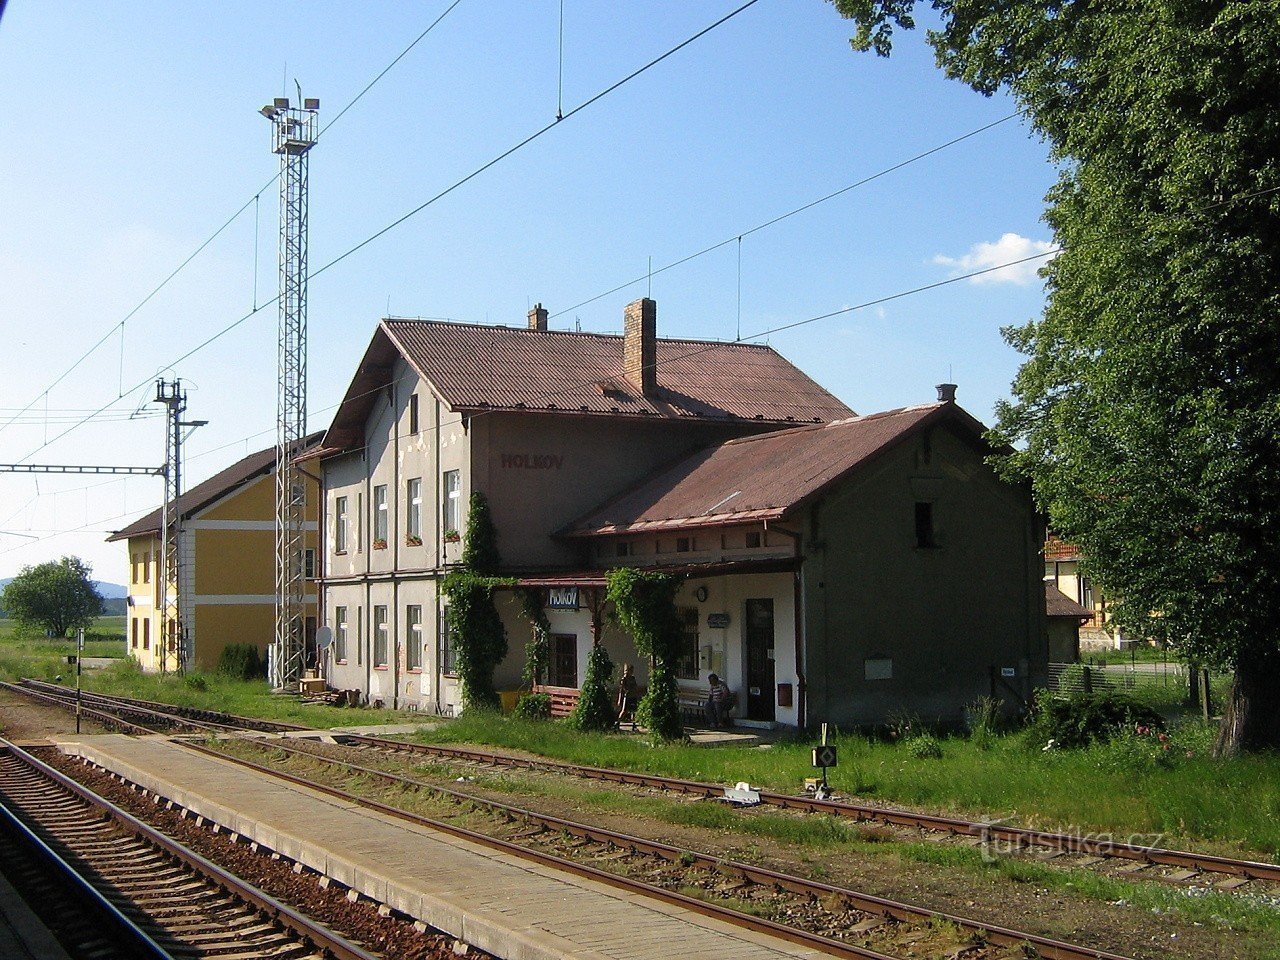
xmin=1045 ymin=584 xmax=1092 ymax=620
xmin=106 ymin=433 xmax=323 ymax=542
xmin=562 ymin=402 xmax=991 ymax=536
xmin=322 ymin=319 xmax=854 ymax=452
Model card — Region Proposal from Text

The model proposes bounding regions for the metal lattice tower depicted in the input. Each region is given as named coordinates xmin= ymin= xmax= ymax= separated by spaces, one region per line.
xmin=154 ymin=379 xmax=187 ymax=674
xmin=262 ymin=94 xmax=318 ymax=690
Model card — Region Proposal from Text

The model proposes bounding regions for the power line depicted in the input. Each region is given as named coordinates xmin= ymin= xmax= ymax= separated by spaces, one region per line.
xmin=22 ymin=180 xmax=1278 ymax=549
xmin=10 ymin=0 xmax=764 ymax=466
xmin=0 ymin=0 xmax=467 ymax=444
xmin=549 ymin=113 xmax=1017 ymax=320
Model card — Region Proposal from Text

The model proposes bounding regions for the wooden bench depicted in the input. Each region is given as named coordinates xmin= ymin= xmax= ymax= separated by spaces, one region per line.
xmin=677 ymin=686 xmax=737 ymax=726
xmin=532 ymin=684 xmax=580 ymax=718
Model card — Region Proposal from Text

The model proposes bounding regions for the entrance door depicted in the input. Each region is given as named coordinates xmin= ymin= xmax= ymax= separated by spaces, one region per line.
xmin=549 ymin=634 xmax=578 ymax=688
xmin=744 ymin=598 xmax=775 ymax=721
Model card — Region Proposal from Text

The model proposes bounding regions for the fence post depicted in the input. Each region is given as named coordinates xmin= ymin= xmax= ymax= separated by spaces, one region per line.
xmin=1201 ymin=668 xmax=1212 ymax=720
xmin=1082 ymin=665 xmax=1093 ymax=694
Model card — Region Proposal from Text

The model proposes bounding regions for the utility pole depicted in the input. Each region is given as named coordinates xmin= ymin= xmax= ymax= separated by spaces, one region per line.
xmin=154 ymin=379 xmax=206 ymax=673
xmin=261 ymin=93 xmax=318 ymax=690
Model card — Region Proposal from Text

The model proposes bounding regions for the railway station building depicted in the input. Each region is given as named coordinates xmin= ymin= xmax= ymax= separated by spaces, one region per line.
xmin=107 ymin=436 xmax=322 ymax=674
xmin=312 ymin=300 xmax=1047 ymax=728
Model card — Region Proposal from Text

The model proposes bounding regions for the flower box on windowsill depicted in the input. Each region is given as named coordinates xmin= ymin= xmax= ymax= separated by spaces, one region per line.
xmin=405 ymin=534 xmax=423 ymax=547
xmin=442 ymin=530 xmax=461 ymax=544
xmin=372 ymin=539 xmax=388 ymax=551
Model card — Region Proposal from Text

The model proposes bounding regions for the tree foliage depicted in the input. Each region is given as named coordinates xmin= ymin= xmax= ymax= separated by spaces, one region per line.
xmin=517 ymin=587 xmax=551 ymax=687
xmin=607 ymin=567 xmax=685 ymax=742
xmin=829 ymin=0 xmax=1280 ymax=752
xmin=1 ymin=557 xmax=102 ymax=638
xmin=566 ymin=643 xmax=617 ymax=732
xmin=441 ymin=492 xmax=509 ymax=712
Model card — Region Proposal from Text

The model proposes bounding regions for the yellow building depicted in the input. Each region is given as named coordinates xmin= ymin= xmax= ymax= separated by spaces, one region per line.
xmin=107 ymin=437 xmax=321 ymax=673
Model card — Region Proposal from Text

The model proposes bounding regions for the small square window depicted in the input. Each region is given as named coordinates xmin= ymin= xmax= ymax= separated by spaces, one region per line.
xmin=676 ymin=536 xmax=691 ymax=553
xmin=744 ymin=531 xmax=762 ymax=549
xmin=615 ymin=541 xmax=631 ymax=558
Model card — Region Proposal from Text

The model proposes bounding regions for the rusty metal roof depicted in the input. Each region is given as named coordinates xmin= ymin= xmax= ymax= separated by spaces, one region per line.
xmin=563 ymin=403 xmax=989 ymax=536
xmin=322 ymin=319 xmax=854 ymax=451
xmin=1045 ymin=583 xmax=1091 ymax=619
xmin=105 ymin=433 xmax=323 ymax=542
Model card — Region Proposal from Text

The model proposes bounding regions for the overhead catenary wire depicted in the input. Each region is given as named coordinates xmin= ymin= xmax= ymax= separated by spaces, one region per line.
xmin=8 ymin=0 xmax=765 ymax=468
xmin=548 ymin=113 xmax=1017 ymax=321
xmin=0 ymin=0 xmax=467 ymax=444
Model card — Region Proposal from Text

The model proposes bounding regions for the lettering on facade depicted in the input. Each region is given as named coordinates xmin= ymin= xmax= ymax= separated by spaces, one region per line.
xmin=547 ymin=587 xmax=579 ymax=609
xmin=500 ymin=453 xmax=564 ymax=470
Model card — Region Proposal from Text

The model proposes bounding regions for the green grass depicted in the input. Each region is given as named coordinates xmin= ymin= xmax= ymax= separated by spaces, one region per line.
xmin=410 ymin=713 xmax=1280 ymax=860
xmin=0 ymin=615 xmax=127 ymax=681
xmin=78 ymin=659 xmax=427 ymax=729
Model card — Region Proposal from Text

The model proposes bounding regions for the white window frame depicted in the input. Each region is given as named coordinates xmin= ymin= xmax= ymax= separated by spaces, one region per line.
xmin=373 ymin=605 xmax=389 ymax=667
xmin=439 ymin=606 xmax=457 ymax=675
xmin=334 ymin=495 xmax=348 ymax=554
xmin=406 ymin=478 xmax=422 ymax=540
xmin=406 ymin=604 xmax=423 ymax=670
xmin=442 ymin=469 xmax=461 ymax=536
xmin=373 ymin=484 xmax=388 ymax=544
xmin=334 ymin=606 xmax=348 ymax=662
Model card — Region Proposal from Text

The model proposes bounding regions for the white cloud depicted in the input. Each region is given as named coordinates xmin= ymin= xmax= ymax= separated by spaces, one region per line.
xmin=932 ymin=233 xmax=1056 ymax=285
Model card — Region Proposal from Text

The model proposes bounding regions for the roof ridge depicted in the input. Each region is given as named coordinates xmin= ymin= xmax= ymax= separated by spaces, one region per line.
xmin=381 ymin=316 xmax=775 ymax=350
xmin=718 ymin=402 xmax=940 ymax=448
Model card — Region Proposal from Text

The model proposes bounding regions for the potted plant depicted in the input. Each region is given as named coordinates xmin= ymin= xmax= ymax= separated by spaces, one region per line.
xmin=372 ymin=538 xmax=388 ymax=550
xmin=405 ymin=534 xmax=423 ymax=547
xmin=442 ymin=529 xmax=461 ymax=543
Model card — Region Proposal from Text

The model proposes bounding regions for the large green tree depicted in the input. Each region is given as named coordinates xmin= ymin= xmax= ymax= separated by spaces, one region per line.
xmin=829 ymin=1 xmax=1280 ymax=752
xmin=2 ymin=556 xmax=103 ymax=638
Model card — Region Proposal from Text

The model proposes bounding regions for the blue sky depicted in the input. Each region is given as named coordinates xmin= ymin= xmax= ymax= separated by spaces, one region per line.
xmin=0 ymin=1 xmax=1057 ymax=581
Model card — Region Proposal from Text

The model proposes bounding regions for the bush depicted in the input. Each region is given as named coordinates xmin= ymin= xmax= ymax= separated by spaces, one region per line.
xmin=567 ymin=644 xmax=616 ymax=732
xmin=512 ymin=692 xmax=551 ymax=721
xmin=904 ymin=733 xmax=944 ymax=759
xmin=1028 ymin=691 xmax=1164 ymax=750
xmin=183 ymin=674 xmax=208 ymax=692
xmin=216 ymin=643 xmax=264 ymax=680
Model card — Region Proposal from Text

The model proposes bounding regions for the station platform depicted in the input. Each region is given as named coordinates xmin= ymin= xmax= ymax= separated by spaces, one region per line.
xmin=53 ymin=734 xmax=822 ymax=960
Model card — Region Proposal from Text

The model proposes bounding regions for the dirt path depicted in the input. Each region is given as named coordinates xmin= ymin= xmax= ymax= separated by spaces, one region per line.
xmin=0 ymin=687 xmax=108 ymax=740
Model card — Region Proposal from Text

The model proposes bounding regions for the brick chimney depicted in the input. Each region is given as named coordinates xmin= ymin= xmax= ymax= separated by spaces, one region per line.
xmin=528 ymin=303 xmax=548 ymax=331
xmin=623 ymin=298 xmax=657 ymax=398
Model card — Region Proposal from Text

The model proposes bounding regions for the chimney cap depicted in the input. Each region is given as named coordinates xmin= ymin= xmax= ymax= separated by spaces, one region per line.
xmin=936 ymin=383 xmax=958 ymax=403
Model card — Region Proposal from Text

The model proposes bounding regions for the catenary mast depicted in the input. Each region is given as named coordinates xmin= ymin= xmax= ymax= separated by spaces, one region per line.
xmin=261 ymin=94 xmax=318 ymax=690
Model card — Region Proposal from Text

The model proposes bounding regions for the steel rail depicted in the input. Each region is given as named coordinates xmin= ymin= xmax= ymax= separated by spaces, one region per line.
xmin=186 ymin=735 xmax=1133 ymax=960
xmin=332 ymin=732 xmax=1280 ymax=883
xmin=2 ymin=681 xmax=157 ymax=736
xmin=17 ymin=678 xmax=1277 ymax=883
xmin=14 ymin=679 xmax=293 ymax=734
xmin=1 ymin=738 xmax=383 ymax=960
xmin=0 ymin=747 xmax=177 ymax=960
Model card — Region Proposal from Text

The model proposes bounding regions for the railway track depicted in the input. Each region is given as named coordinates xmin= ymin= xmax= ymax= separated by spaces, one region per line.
xmin=13 ymin=677 xmax=1279 ymax=889
xmin=193 ymin=733 xmax=1134 ymax=960
xmin=0 ymin=738 xmax=381 ymax=960
xmin=5 ymin=682 xmax=1142 ymax=960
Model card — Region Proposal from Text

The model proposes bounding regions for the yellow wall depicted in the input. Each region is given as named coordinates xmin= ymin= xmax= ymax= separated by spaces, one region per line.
xmin=194 ymin=529 xmax=276 ymax=594
xmin=118 ymin=468 xmax=317 ymax=674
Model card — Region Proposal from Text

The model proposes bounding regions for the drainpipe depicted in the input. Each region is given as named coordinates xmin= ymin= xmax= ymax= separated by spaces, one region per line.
xmin=390 ymin=383 xmax=400 ymax=711
xmin=764 ymin=520 xmax=805 ymax=730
